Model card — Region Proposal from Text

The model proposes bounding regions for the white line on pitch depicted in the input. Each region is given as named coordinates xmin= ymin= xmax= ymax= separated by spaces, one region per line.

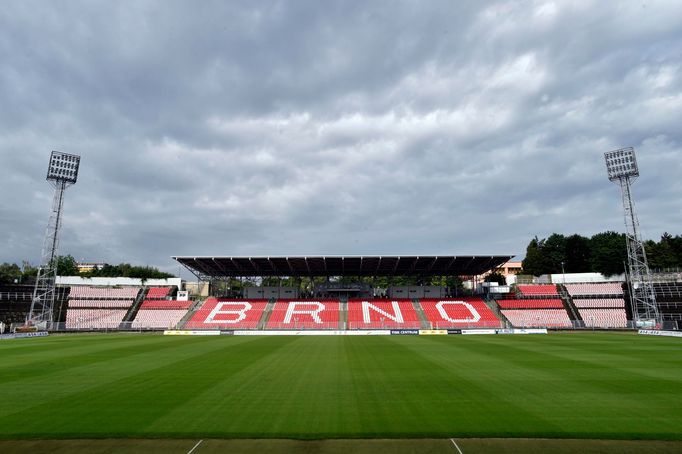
xmin=450 ymin=438 xmax=464 ymax=454
xmin=187 ymin=439 xmax=203 ymax=454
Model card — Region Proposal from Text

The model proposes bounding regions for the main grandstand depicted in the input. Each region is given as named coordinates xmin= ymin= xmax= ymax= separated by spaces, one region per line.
xmin=2 ymin=257 xmax=677 ymax=333
xmin=4 ymin=256 xmax=682 ymax=333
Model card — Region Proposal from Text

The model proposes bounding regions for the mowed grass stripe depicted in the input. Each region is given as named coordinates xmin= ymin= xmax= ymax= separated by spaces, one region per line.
xmin=0 ymin=334 xmax=203 ymax=386
xmin=147 ymin=335 xmax=365 ymax=437
xmin=381 ymin=335 xmax=568 ymax=437
xmin=0 ymin=335 xmax=283 ymax=436
xmin=405 ymin=334 xmax=682 ymax=438
xmin=0 ymin=333 xmax=681 ymax=440
xmin=414 ymin=334 xmax=680 ymax=437
xmin=0 ymin=334 xmax=222 ymax=419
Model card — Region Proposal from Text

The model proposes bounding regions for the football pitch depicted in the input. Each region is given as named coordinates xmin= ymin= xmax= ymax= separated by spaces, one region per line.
xmin=1 ymin=332 xmax=681 ymax=453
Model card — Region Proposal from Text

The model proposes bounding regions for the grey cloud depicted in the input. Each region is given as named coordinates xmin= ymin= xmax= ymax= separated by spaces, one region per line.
xmin=1 ymin=0 xmax=681 ymax=273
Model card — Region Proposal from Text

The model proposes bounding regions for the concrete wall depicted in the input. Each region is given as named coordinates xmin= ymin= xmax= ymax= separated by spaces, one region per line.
xmin=185 ymin=281 xmax=210 ymax=297
xmin=244 ymin=286 xmax=299 ymax=299
xmin=388 ymin=286 xmax=446 ymax=298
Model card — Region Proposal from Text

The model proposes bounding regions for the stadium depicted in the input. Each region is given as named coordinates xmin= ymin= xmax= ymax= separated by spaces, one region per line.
xmin=2 ymin=246 xmax=682 ymax=452
xmin=3 ymin=3 xmax=682 ymax=454
xmin=1 ymin=143 xmax=682 ymax=454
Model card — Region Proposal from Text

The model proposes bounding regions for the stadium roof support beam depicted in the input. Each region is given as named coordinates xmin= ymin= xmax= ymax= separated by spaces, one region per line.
xmin=391 ymin=257 xmax=401 ymax=276
xmin=423 ymin=257 xmax=439 ymax=276
xmin=212 ymin=258 xmax=231 ymax=277
xmin=463 ymin=256 xmax=477 ymax=275
xmin=406 ymin=257 xmax=420 ymax=276
xmin=286 ymin=258 xmax=296 ymax=277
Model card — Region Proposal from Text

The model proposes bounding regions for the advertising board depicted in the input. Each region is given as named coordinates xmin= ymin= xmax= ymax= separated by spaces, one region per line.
xmin=419 ymin=329 xmax=447 ymax=335
xmin=0 ymin=331 xmax=49 ymax=340
xmin=639 ymin=329 xmax=682 ymax=338
xmin=163 ymin=330 xmax=220 ymax=336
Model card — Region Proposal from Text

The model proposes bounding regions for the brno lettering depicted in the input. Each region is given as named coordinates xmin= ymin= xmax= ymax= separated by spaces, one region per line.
xmin=436 ymin=301 xmax=481 ymax=323
xmin=284 ymin=301 xmax=325 ymax=324
xmin=205 ymin=301 xmax=252 ymax=324
xmin=362 ymin=301 xmax=404 ymax=323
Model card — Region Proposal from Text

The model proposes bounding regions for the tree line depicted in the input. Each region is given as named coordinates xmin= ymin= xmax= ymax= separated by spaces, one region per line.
xmin=0 ymin=255 xmax=173 ymax=285
xmin=521 ymin=232 xmax=682 ymax=277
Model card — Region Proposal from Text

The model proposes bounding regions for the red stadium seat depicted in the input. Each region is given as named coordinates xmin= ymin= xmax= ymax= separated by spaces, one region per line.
xmin=346 ymin=300 xmax=420 ymax=329
xmin=496 ymin=299 xmax=564 ymax=309
xmin=578 ymin=308 xmax=627 ymax=328
xmin=266 ymin=300 xmax=340 ymax=330
xmin=419 ymin=298 xmax=502 ymax=328
xmin=517 ymin=285 xmax=558 ymax=296
xmin=65 ymin=286 xmax=140 ymax=328
xmin=65 ymin=309 xmax=127 ymax=329
xmin=146 ymin=287 xmax=172 ymax=299
xmin=501 ymin=309 xmax=572 ymax=328
xmin=565 ymin=283 xmax=623 ymax=296
xmin=131 ymin=310 xmax=189 ymax=329
xmin=139 ymin=300 xmax=192 ymax=310
xmin=185 ymin=299 xmax=268 ymax=329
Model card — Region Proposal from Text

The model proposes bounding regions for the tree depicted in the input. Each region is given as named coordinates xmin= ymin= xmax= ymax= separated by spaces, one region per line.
xmin=83 ymin=263 xmax=174 ymax=279
xmin=522 ymin=237 xmax=545 ymax=276
xmin=53 ymin=255 xmax=79 ymax=276
xmin=0 ymin=263 xmax=22 ymax=285
xmin=564 ymin=234 xmax=591 ymax=273
xmin=646 ymin=234 xmax=678 ymax=271
xmin=589 ymin=231 xmax=627 ymax=276
xmin=21 ymin=261 xmax=38 ymax=280
xmin=484 ymin=272 xmax=506 ymax=285
xmin=542 ymin=233 xmax=567 ymax=274
xmin=664 ymin=234 xmax=682 ymax=265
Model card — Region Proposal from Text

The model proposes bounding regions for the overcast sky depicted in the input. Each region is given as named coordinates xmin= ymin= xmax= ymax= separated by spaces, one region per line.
xmin=1 ymin=0 xmax=681 ymax=277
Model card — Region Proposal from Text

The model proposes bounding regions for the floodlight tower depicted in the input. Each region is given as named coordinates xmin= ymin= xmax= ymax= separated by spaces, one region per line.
xmin=28 ymin=151 xmax=81 ymax=328
xmin=604 ymin=147 xmax=659 ymax=325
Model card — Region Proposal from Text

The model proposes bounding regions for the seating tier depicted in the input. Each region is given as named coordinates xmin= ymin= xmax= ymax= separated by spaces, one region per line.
xmin=267 ymin=300 xmax=340 ymax=329
xmin=146 ymin=287 xmax=171 ymax=299
xmin=517 ymin=285 xmax=558 ymax=296
xmin=500 ymin=309 xmax=572 ymax=328
xmin=347 ymin=300 xmax=420 ymax=329
xmin=185 ymin=299 xmax=268 ymax=329
xmin=578 ymin=309 xmax=628 ymax=328
xmin=65 ymin=309 xmax=127 ymax=329
xmin=68 ymin=299 xmax=132 ymax=308
xmin=131 ymin=309 xmax=189 ymax=329
xmin=565 ymin=283 xmax=623 ymax=296
xmin=573 ymin=298 xmax=625 ymax=308
xmin=420 ymin=298 xmax=501 ymax=328
xmin=68 ymin=286 xmax=140 ymax=299
xmin=497 ymin=299 xmax=563 ymax=309
xmin=139 ymin=300 xmax=192 ymax=310
xmin=65 ymin=290 xmax=136 ymax=326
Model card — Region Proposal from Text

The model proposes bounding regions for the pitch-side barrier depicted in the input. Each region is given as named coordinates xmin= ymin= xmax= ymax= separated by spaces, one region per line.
xmin=0 ymin=331 xmax=49 ymax=340
xmin=638 ymin=329 xmax=682 ymax=338
xmin=163 ymin=328 xmax=548 ymax=336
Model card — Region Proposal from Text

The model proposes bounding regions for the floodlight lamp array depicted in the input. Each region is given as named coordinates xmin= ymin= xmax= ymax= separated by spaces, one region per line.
xmin=605 ymin=147 xmax=638 ymax=181
xmin=47 ymin=151 xmax=80 ymax=183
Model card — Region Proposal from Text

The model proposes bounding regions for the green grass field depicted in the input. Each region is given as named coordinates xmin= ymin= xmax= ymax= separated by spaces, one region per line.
xmin=1 ymin=332 xmax=681 ymax=453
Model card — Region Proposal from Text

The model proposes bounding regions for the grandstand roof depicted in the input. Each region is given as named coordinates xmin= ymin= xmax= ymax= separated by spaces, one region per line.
xmin=172 ymin=255 xmax=513 ymax=279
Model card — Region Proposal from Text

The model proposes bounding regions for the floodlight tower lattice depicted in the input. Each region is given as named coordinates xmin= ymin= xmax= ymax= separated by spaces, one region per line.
xmin=604 ymin=147 xmax=659 ymax=325
xmin=28 ymin=151 xmax=81 ymax=328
